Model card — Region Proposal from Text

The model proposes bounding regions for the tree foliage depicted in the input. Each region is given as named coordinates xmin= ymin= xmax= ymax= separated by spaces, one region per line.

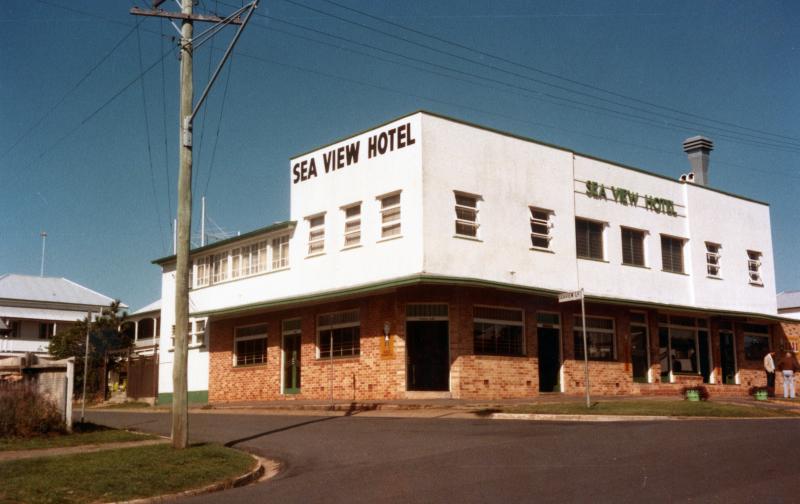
xmin=49 ymin=301 xmax=133 ymax=398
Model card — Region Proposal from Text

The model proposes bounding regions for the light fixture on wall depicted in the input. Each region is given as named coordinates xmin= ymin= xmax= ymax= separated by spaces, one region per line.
xmin=383 ymin=321 xmax=391 ymax=342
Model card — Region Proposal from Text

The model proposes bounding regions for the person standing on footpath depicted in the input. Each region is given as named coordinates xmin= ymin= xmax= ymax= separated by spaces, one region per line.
xmin=777 ymin=351 xmax=799 ymax=399
xmin=764 ymin=350 xmax=777 ymax=397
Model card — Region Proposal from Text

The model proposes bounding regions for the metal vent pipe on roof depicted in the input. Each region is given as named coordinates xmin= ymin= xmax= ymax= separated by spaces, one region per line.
xmin=683 ymin=136 xmax=714 ymax=186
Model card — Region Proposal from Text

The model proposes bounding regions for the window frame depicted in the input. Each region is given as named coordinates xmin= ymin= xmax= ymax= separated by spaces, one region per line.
xmin=630 ymin=311 xmax=652 ymax=383
xmin=377 ymin=191 xmax=402 ymax=240
xmin=342 ymin=202 xmax=362 ymax=249
xmin=233 ymin=323 xmax=268 ymax=367
xmin=747 ymin=250 xmax=763 ymax=285
xmin=621 ymin=227 xmax=646 ymax=267
xmin=306 ymin=213 xmax=326 ymax=256
xmin=454 ymin=191 xmax=481 ymax=239
xmin=316 ymin=309 xmax=361 ymax=359
xmin=529 ymin=207 xmax=553 ymax=251
xmin=271 ymin=234 xmax=290 ymax=270
xmin=660 ymin=234 xmax=686 ymax=274
xmin=472 ymin=305 xmax=525 ymax=357
xmin=575 ymin=218 xmax=605 ymax=261
xmin=573 ymin=315 xmax=616 ymax=361
xmin=705 ymin=242 xmax=721 ymax=278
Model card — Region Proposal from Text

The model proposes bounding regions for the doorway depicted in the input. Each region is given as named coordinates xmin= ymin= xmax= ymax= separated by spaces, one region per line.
xmin=719 ymin=330 xmax=736 ymax=385
xmin=699 ymin=330 xmax=711 ymax=383
xmin=282 ymin=320 xmax=301 ymax=394
xmin=631 ymin=324 xmax=649 ymax=383
xmin=406 ymin=321 xmax=449 ymax=391
xmin=537 ymin=325 xmax=561 ymax=393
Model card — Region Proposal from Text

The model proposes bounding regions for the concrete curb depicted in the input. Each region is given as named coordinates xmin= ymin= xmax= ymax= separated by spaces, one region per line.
xmin=109 ymin=453 xmax=280 ymax=504
xmin=491 ymin=413 xmax=674 ymax=422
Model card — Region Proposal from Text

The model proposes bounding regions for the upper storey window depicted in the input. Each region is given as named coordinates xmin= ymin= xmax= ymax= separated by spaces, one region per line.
xmin=307 ymin=214 xmax=325 ymax=256
xmin=454 ymin=192 xmax=480 ymax=238
xmin=575 ymin=218 xmax=603 ymax=260
xmin=747 ymin=250 xmax=763 ymax=285
xmin=705 ymin=242 xmax=721 ymax=278
xmin=621 ymin=227 xmax=645 ymax=267
xmin=661 ymin=235 xmax=685 ymax=274
xmin=379 ymin=192 xmax=401 ymax=238
xmin=343 ymin=203 xmax=361 ymax=248
xmin=529 ymin=207 xmax=553 ymax=250
xmin=190 ymin=232 xmax=291 ymax=289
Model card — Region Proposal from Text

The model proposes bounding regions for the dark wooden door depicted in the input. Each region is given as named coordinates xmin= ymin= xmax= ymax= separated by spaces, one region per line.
xmin=537 ymin=327 xmax=560 ymax=392
xmin=407 ymin=321 xmax=449 ymax=391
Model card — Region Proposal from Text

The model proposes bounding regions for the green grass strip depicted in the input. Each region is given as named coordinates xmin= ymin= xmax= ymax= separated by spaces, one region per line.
xmin=0 ymin=424 xmax=155 ymax=452
xmin=0 ymin=443 xmax=255 ymax=504
xmin=500 ymin=400 xmax=799 ymax=418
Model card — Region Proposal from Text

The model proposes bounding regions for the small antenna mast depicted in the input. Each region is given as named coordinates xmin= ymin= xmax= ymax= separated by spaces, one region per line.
xmin=40 ymin=231 xmax=47 ymax=277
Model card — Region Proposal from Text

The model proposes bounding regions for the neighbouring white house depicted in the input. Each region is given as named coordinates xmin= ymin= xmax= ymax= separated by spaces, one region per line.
xmin=0 ymin=274 xmax=123 ymax=355
xmin=126 ymin=299 xmax=161 ymax=356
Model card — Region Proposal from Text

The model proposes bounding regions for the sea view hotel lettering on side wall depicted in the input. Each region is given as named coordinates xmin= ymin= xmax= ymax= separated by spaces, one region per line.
xmin=292 ymin=123 xmax=416 ymax=184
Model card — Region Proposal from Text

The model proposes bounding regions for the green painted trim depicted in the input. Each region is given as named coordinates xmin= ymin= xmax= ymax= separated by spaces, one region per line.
xmin=157 ymin=390 xmax=209 ymax=405
xmin=290 ymin=109 xmax=768 ymax=207
xmin=152 ymin=221 xmax=296 ymax=265
xmin=193 ymin=273 xmax=790 ymax=323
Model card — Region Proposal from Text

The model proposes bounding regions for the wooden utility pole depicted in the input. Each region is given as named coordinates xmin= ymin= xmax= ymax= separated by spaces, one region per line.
xmin=171 ymin=0 xmax=193 ymax=450
xmin=131 ymin=0 xmax=259 ymax=450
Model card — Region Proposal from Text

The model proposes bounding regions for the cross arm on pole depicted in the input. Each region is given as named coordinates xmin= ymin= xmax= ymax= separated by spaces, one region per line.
xmin=129 ymin=6 xmax=244 ymax=25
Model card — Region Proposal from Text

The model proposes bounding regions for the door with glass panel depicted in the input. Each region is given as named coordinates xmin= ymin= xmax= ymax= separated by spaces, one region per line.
xmin=282 ymin=319 xmax=301 ymax=394
xmin=630 ymin=314 xmax=649 ymax=383
xmin=719 ymin=330 xmax=736 ymax=385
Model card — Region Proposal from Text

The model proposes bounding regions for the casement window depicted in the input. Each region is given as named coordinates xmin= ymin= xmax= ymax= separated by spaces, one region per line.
xmin=743 ymin=324 xmax=769 ymax=361
xmin=705 ymin=242 xmax=721 ymax=278
xmin=307 ymin=215 xmax=325 ymax=255
xmin=575 ymin=218 xmax=604 ymax=260
xmin=454 ymin=192 xmax=479 ymax=238
xmin=38 ymin=322 xmax=54 ymax=340
xmin=378 ymin=192 xmax=401 ymax=238
xmin=658 ymin=316 xmax=710 ymax=379
xmin=660 ymin=235 xmax=685 ymax=274
xmin=232 ymin=241 xmax=268 ymax=278
xmin=573 ymin=316 xmax=615 ymax=361
xmin=747 ymin=250 xmax=763 ymax=285
xmin=621 ymin=228 xmax=645 ymax=266
xmin=195 ymin=256 xmax=211 ymax=287
xmin=317 ymin=309 xmax=360 ymax=358
xmin=271 ymin=235 xmax=290 ymax=270
xmin=211 ymin=252 xmax=228 ymax=283
xmin=191 ymin=319 xmax=206 ymax=346
xmin=343 ymin=204 xmax=361 ymax=247
xmin=529 ymin=207 xmax=553 ymax=249
xmin=234 ymin=324 xmax=268 ymax=367
xmin=473 ymin=306 xmax=525 ymax=356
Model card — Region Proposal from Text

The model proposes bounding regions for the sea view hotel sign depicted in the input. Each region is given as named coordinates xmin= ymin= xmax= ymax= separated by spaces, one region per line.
xmin=584 ymin=180 xmax=678 ymax=217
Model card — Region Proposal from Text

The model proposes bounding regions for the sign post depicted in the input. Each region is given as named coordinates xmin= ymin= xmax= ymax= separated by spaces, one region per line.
xmin=559 ymin=289 xmax=590 ymax=408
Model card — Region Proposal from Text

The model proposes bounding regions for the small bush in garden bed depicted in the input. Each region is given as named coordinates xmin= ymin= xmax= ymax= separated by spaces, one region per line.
xmin=680 ymin=385 xmax=710 ymax=401
xmin=0 ymin=386 xmax=64 ymax=438
xmin=749 ymin=386 xmax=769 ymax=400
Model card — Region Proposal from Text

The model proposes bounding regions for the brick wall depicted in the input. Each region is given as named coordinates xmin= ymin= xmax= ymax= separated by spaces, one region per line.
xmin=206 ymin=283 xmax=783 ymax=402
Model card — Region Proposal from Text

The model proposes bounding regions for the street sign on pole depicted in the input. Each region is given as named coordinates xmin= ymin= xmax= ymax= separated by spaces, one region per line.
xmin=558 ymin=288 xmax=591 ymax=408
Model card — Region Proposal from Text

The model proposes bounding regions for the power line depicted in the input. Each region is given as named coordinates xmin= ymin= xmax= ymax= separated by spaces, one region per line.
xmin=204 ymin=52 xmax=235 ymax=196
xmin=318 ymin=0 xmax=800 ymax=145
xmin=136 ymin=23 xmax=168 ymax=253
xmin=273 ymin=0 xmax=800 ymax=152
xmin=251 ymin=11 xmax=800 ymax=155
xmin=19 ymin=44 xmax=177 ymax=173
xmin=1 ymin=16 xmax=143 ymax=160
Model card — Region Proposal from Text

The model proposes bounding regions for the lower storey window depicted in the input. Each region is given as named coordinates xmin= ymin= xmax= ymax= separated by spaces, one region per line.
xmin=234 ymin=325 xmax=268 ymax=366
xmin=473 ymin=306 xmax=524 ymax=356
xmin=318 ymin=326 xmax=360 ymax=358
xmin=573 ymin=316 xmax=615 ymax=361
xmin=743 ymin=325 xmax=769 ymax=361
xmin=318 ymin=310 xmax=360 ymax=358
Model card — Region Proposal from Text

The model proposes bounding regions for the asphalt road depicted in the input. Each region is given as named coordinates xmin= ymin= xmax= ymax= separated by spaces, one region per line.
xmin=87 ymin=410 xmax=799 ymax=503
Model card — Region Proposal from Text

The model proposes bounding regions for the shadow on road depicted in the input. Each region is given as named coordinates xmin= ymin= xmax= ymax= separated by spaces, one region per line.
xmin=224 ymin=402 xmax=369 ymax=448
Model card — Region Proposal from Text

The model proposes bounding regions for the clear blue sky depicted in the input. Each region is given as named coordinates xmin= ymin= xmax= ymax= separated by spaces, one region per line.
xmin=1 ymin=0 xmax=797 ymax=311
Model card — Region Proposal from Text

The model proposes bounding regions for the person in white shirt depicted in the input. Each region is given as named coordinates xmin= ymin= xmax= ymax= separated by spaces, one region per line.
xmin=764 ymin=350 xmax=776 ymax=397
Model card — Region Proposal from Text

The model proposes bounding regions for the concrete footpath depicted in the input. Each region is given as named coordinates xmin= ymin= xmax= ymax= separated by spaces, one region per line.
xmin=0 ymin=438 xmax=169 ymax=463
xmin=92 ymin=394 xmax=800 ymax=420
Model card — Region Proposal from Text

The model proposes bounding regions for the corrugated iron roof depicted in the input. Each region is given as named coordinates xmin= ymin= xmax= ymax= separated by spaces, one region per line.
xmin=778 ymin=291 xmax=800 ymax=310
xmin=131 ymin=299 xmax=161 ymax=315
xmin=0 ymin=306 xmax=88 ymax=322
xmin=0 ymin=274 xmax=120 ymax=307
